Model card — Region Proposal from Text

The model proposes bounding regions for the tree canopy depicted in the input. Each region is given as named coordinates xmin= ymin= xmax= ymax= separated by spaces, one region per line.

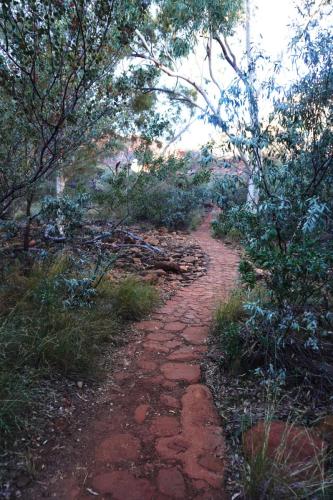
xmin=0 ymin=0 xmax=160 ymax=215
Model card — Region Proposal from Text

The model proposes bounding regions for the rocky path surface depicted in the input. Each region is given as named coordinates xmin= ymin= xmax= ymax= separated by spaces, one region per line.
xmin=52 ymin=215 xmax=239 ymax=500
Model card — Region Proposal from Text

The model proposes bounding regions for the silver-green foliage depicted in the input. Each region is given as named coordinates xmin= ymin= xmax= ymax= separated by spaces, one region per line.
xmin=219 ymin=28 xmax=333 ymax=385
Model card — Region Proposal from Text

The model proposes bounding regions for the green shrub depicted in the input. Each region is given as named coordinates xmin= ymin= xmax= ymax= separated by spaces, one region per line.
xmin=211 ymin=210 xmax=243 ymax=242
xmin=94 ymin=153 xmax=210 ymax=230
xmin=131 ymin=182 xmax=207 ymax=229
xmin=188 ymin=209 xmax=203 ymax=231
xmin=239 ymin=259 xmax=256 ymax=288
xmin=0 ymin=369 xmax=32 ymax=435
xmin=213 ymin=32 xmax=333 ymax=387
xmin=210 ymin=173 xmax=247 ymax=241
xmin=0 ymin=257 xmax=119 ymax=439
xmin=214 ymin=290 xmax=245 ymax=366
xmin=106 ymin=276 xmax=159 ymax=320
xmin=214 ymin=287 xmax=272 ymax=370
xmin=0 ymin=257 xmax=159 ymax=439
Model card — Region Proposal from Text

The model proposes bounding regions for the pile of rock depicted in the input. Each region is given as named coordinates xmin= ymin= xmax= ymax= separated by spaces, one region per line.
xmin=107 ymin=226 xmax=208 ymax=297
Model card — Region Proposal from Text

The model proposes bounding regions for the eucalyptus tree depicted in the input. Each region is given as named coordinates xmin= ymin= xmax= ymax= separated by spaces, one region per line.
xmin=130 ymin=0 xmax=269 ymax=202
xmin=0 ymin=0 xmax=155 ymax=217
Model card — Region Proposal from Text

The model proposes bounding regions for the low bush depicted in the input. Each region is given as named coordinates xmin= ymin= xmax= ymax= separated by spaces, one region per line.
xmin=212 ymin=32 xmax=333 ymax=389
xmin=94 ymin=153 xmax=210 ymax=230
xmin=213 ymin=286 xmax=272 ymax=371
xmin=0 ymin=257 xmax=119 ymax=438
xmin=105 ymin=275 xmax=159 ymax=320
xmin=213 ymin=290 xmax=245 ymax=367
xmin=211 ymin=211 xmax=243 ymax=241
xmin=0 ymin=252 xmax=159 ymax=440
xmin=211 ymin=173 xmax=247 ymax=211
xmin=131 ymin=181 xmax=206 ymax=230
xmin=210 ymin=173 xmax=247 ymax=241
xmin=242 ymin=420 xmax=332 ymax=499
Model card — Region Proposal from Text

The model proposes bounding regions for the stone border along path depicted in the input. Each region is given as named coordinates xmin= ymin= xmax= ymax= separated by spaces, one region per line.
xmin=57 ymin=214 xmax=239 ymax=500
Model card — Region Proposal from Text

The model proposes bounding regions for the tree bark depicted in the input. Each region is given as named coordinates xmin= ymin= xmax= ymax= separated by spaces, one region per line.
xmin=56 ymin=173 xmax=66 ymax=236
xmin=245 ymin=0 xmax=260 ymax=207
xmin=23 ymin=192 xmax=34 ymax=251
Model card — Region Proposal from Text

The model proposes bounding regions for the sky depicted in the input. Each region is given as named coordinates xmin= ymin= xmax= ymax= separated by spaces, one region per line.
xmin=172 ymin=0 xmax=298 ymax=150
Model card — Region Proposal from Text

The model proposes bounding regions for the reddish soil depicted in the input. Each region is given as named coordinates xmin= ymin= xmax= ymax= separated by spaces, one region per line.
xmin=29 ymin=215 xmax=239 ymax=499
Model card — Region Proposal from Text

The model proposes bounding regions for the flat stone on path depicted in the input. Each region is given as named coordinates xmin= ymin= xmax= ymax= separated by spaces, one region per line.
xmin=160 ymin=394 xmax=181 ymax=409
xmin=147 ymin=332 xmax=175 ymax=341
xmin=143 ymin=341 xmax=170 ymax=353
xmin=136 ymin=320 xmax=161 ymax=331
xmin=164 ymin=339 xmax=183 ymax=350
xmin=91 ymin=471 xmax=155 ymax=499
xmin=164 ymin=321 xmax=186 ymax=332
xmin=182 ymin=326 xmax=208 ymax=345
xmin=134 ymin=404 xmax=150 ymax=424
xmin=160 ymin=362 xmax=201 ymax=383
xmin=150 ymin=415 xmax=180 ymax=437
xmin=167 ymin=345 xmax=207 ymax=361
xmin=157 ymin=468 xmax=186 ymax=498
xmin=95 ymin=433 xmax=141 ymax=463
xmin=136 ymin=359 xmax=157 ymax=371
xmin=156 ymin=385 xmax=225 ymax=488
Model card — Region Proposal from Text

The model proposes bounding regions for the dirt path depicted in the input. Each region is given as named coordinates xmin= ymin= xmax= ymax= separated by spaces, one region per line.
xmin=46 ymin=215 xmax=239 ymax=500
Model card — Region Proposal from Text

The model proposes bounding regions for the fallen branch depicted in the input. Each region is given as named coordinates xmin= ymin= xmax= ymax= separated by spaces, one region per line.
xmin=113 ymin=229 xmax=165 ymax=254
xmin=44 ymin=224 xmax=66 ymax=242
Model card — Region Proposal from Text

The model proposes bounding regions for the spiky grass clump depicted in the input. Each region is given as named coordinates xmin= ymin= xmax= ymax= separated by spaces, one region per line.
xmin=242 ymin=419 xmax=333 ymax=499
xmin=105 ymin=276 xmax=159 ymax=320
xmin=0 ymin=257 xmax=119 ymax=439
xmin=213 ymin=289 xmax=245 ymax=366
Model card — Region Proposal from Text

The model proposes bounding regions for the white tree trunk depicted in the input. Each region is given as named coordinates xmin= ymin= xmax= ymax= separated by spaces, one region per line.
xmin=245 ymin=0 xmax=260 ymax=209
xmin=246 ymin=171 xmax=259 ymax=205
xmin=56 ymin=173 xmax=66 ymax=236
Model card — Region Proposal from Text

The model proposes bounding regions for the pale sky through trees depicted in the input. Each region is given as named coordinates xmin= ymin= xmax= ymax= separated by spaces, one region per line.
xmin=174 ymin=0 xmax=297 ymax=150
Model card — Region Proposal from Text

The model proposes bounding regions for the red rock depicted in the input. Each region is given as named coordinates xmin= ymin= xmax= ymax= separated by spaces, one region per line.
xmin=156 ymin=385 xmax=225 ymax=489
xmin=91 ymin=471 xmax=155 ymax=499
xmin=144 ymin=341 xmax=170 ymax=353
xmin=137 ymin=359 xmax=158 ymax=372
xmin=183 ymin=310 xmax=200 ymax=319
xmin=243 ymin=421 xmax=327 ymax=472
xmin=156 ymin=435 xmax=190 ymax=459
xmin=157 ymin=468 xmax=186 ymax=498
xmin=95 ymin=433 xmax=141 ymax=463
xmin=160 ymin=394 xmax=181 ymax=409
xmin=134 ymin=404 xmax=150 ymax=424
xmin=136 ymin=320 xmax=160 ymax=331
xmin=114 ymin=371 xmax=131 ymax=382
xmin=192 ymin=479 xmax=209 ymax=490
xmin=164 ymin=321 xmax=186 ymax=332
xmin=182 ymin=326 xmax=208 ymax=345
xmin=164 ymin=340 xmax=183 ymax=350
xmin=198 ymin=455 xmax=224 ymax=472
xmin=194 ymin=492 xmax=224 ymax=500
xmin=159 ymin=304 xmax=178 ymax=315
xmin=316 ymin=415 xmax=333 ymax=445
xmin=167 ymin=346 xmax=206 ymax=361
xmin=160 ymin=362 xmax=201 ymax=383
xmin=147 ymin=332 xmax=175 ymax=341
xmin=155 ymin=261 xmax=181 ymax=273
xmin=161 ymin=379 xmax=179 ymax=390
xmin=181 ymin=385 xmax=224 ymax=487
xmin=150 ymin=416 xmax=180 ymax=437
xmin=142 ymin=375 xmax=164 ymax=386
